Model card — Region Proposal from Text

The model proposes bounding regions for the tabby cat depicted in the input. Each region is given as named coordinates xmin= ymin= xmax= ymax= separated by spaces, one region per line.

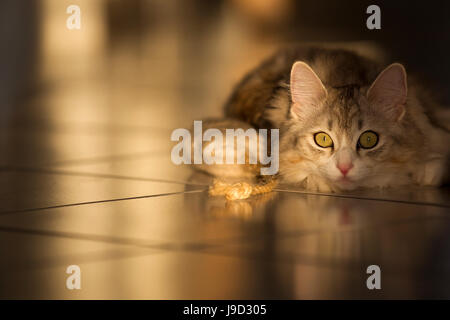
xmin=199 ymin=46 xmax=450 ymax=192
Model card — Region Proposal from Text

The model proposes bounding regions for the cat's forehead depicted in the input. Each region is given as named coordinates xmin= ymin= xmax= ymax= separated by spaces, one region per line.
xmin=298 ymin=86 xmax=381 ymax=135
xmin=322 ymin=87 xmax=366 ymax=130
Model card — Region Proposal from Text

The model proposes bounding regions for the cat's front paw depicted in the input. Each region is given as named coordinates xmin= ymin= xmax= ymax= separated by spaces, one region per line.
xmin=303 ymin=175 xmax=333 ymax=193
xmin=414 ymin=160 xmax=446 ymax=186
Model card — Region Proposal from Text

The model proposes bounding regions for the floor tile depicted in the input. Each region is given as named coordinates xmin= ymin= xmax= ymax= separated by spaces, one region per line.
xmin=0 ymin=191 xmax=262 ymax=246
xmin=0 ymin=191 xmax=447 ymax=257
xmin=0 ymin=230 xmax=160 ymax=299
xmin=278 ymin=185 xmax=450 ymax=207
xmin=2 ymin=246 xmax=446 ymax=299
xmin=55 ymin=154 xmax=211 ymax=186
xmin=0 ymin=250 xmax=288 ymax=299
xmin=0 ymin=170 xmax=204 ymax=213
xmin=0 ymin=183 xmax=449 ymax=299
xmin=212 ymin=212 xmax=450 ymax=275
xmin=0 ymin=229 xmax=156 ymax=272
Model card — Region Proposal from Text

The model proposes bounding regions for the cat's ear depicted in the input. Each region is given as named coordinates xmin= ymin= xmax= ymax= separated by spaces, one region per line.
xmin=367 ymin=63 xmax=407 ymax=121
xmin=290 ymin=61 xmax=327 ymax=119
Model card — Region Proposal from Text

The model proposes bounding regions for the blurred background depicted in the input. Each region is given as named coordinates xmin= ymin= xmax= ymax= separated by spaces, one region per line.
xmin=1 ymin=0 xmax=450 ymax=132
xmin=0 ymin=0 xmax=450 ymax=299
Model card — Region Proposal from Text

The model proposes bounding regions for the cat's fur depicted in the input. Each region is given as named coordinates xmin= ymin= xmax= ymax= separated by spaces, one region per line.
xmin=199 ymin=46 xmax=450 ymax=192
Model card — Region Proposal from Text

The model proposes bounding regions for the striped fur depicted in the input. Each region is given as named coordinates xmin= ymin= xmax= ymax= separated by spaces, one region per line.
xmin=205 ymin=46 xmax=450 ymax=191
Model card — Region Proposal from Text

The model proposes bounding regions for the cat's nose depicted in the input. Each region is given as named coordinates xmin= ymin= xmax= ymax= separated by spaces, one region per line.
xmin=337 ymin=163 xmax=353 ymax=176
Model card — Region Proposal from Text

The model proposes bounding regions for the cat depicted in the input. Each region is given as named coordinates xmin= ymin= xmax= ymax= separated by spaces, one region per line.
xmin=197 ymin=46 xmax=450 ymax=192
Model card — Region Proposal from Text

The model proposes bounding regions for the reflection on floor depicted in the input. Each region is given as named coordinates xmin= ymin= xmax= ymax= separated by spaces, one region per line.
xmin=1 ymin=116 xmax=449 ymax=299
xmin=1 ymin=1 xmax=450 ymax=299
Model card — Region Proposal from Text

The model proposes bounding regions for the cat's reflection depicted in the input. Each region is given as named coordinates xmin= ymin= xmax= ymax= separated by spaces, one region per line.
xmin=185 ymin=171 xmax=277 ymax=220
xmin=183 ymin=171 xmax=448 ymax=298
xmin=206 ymin=192 xmax=278 ymax=220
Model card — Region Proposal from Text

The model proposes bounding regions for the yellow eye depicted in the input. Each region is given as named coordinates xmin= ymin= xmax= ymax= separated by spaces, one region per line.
xmin=358 ymin=131 xmax=378 ymax=149
xmin=314 ymin=132 xmax=333 ymax=148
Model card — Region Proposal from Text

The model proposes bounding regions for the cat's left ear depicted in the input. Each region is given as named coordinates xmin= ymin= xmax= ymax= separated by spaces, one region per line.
xmin=367 ymin=63 xmax=407 ymax=121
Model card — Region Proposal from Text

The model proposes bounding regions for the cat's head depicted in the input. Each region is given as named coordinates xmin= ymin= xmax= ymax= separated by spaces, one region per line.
xmin=281 ymin=61 xmax=420 ymax=190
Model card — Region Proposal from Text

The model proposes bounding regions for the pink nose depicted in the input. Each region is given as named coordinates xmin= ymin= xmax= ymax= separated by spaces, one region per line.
xmin=337 ymin=163 xmax=353 ymax=176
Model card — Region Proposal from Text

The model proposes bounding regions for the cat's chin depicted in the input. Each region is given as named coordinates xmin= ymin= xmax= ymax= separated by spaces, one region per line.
xmin=332 ymin=177 xmax=358 ymax=191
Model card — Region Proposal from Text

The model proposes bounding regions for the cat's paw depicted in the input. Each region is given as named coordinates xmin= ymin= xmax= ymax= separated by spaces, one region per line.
xmin=415 ymin=160 xmax=446 ymax=186
xmin=304 ymin=175 xmax=333 ymax=193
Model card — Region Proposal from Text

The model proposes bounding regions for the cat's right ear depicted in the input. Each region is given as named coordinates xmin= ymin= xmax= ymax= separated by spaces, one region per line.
xmin=290 ymin=62 xmax=327 ymax=120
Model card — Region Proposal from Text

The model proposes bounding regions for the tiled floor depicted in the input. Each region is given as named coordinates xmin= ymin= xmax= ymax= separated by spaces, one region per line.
xmin=0 ymin=1 xmax=449 ymax=300
xmin=1 ymin=123 xmax=449 ymax=299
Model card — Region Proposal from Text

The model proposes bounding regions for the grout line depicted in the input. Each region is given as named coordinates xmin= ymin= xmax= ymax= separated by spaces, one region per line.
xmin=0 ymin=205 xmax=446 ymax=255
xmin=2 ymin=247 xmax=166 ymax=273
xmin=0 ymin=165 xmax=210 ymax=187
xmin=0 ymin=165 xmax=447 ymax=208
xmin=0 ymin=224 xmax=229 ymax=267
xmin=274 ymin=188 xmax=450 ymax=209
xmin=0 ymin=189 xmax=207 ymax=216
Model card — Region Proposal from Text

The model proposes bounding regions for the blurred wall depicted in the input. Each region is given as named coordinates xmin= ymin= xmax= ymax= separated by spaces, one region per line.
xmin=0 ymin=0 xmax=39 ymax=113
xmin=0 ymin=0 xmax=449 ymax=112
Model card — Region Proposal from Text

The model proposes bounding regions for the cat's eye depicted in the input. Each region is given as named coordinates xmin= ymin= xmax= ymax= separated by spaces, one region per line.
xmin=358 ymin=131 xmax=378 ymax=149
xmin=314 ymin=132 xmax=333 ymax=148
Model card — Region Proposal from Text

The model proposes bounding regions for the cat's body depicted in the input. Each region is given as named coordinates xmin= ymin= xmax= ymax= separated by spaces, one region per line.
xmin=200 ymin=46 xmax=450 ymax=192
